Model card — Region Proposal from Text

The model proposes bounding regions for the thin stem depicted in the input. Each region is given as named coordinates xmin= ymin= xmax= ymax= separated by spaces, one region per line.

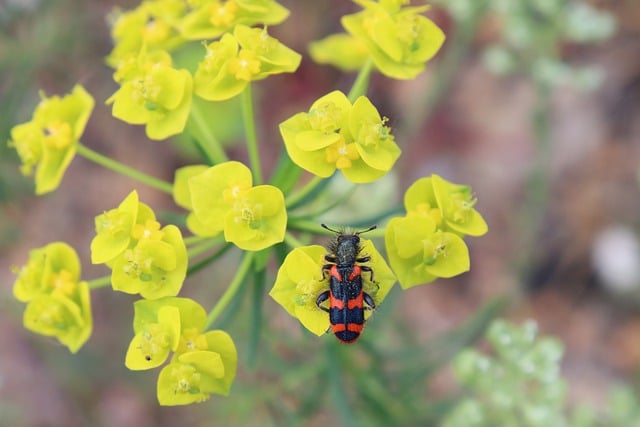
xmin=283 ymin=231 xmax=305 ymax=249
xmin=189 ymin=100 xmax=229 ymax=164
xmin=242 ymin=84 xmax=263 ymax=185
xmin=347 ymin=57 xmax=374 ymax=102
xmin=76 ymin=144 xmax=173 ymax=194
xmin=285 ymin=175 xmax=326 ymax=209
xmin=204 ymin=252 xmax=254 ymax=330
xmin=186 ymin=235 xmax=225 ymax=258
xmin=187 ymin=243 xmax=233 ymax=276
xmin=87 ymin=275 xmax=111 ymax=290
xmin=183 ymin=235 xmax=209 ymax=246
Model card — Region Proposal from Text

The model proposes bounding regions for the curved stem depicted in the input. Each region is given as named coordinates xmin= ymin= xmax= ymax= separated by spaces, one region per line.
xmin=186 ymin=235 xmax=225 ymax=258
xmin=204 ymin=252 xmax=254 ymax=330
xmin=242 ymin=84 xmax=263 ymax=185
xmin=87 ymin=275 xmax=111 ymax=290
xmin=347 ymin=57 xmax=374 ymax=102
xmin=283 ymin=231 xmax=305 ymax=249
xmin=285 ymin=175 xmax=327 ymax=209
xmin=189 ymin=100 xmax=229 ymax=164
xmin=76 ymin=144 xmax=173 ymax=194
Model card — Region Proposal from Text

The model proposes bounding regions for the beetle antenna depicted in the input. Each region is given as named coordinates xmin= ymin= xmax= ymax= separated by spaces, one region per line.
xmin=356 ymin=225 xmax=377 ymax=235
xmin=321 ymin=223 xmax=341 ymax=234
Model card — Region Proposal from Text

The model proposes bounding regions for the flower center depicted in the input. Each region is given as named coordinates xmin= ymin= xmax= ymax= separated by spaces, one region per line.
xmin=227 ymin=49 xmax=261 ymax=81
xmin=209 ymin=0 xmax=237 ymax=27
xmin=49 ymin=269 xmax=77 ymax=297
xmin=172 ymin=364 xmax=201 ymax=394
xmin=132 ymin=219 xmax=164 ymax=241
xmin=326 ymin=140 xmax=359 ymax=169
xmin=177 ymin=328 xmax=209 ymax=353
xmin=308 ymin=101 xmax=344 ymax=133
xmin=422 ymin=232 xmax=450 ymax=265
xmin=138 ymin=323 xmax=171 ymax=361
xmin=43 ymin=120 xmax=73 ymax=149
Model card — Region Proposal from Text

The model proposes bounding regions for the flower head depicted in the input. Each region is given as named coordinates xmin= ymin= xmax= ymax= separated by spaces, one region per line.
xmin=385 ymin=215 xmax=469 ymax=288
xmin=194 ymin=25 xmax=301 ymax=101
xmin=385 ymin=174 xmax=488 ymax=288
xmin=91 ymin=190 xmax=188 ymax=298
xmin=107 ymin=48 xmax=193 ymax=140
xmin=189 ymin=161 xmax=287 ymax=251
xmin=280 ymin=91 xmax=401 ymax=183
xmin=173 ymin=164 xmax=222 ymax=237
xmin=124 ymin=297 xmax=237 ymax=405
xmin=106 ymin=0 xmax=186 ymax=67
xmin=269 ymin=240 xmax=396 ymax=336
xmin=405 ymin=174 xmax=488 ymax=236
xmin=8 ymin=85 xmax=94 ymax=194
xmin=310 ymin=0 xmax=445 ymax=80
xmin=180 ymin=0 xmax=290 ymax=40
xmin=12 ymin=242 xmax=92 ymax=353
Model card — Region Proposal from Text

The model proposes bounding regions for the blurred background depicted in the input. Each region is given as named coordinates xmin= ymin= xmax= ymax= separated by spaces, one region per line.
xmin=1 ymin=0 xmax=639 ymax=426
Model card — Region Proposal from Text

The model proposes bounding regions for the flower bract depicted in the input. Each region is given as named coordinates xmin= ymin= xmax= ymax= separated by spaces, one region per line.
xmin=124 ymin=297 xmax=237 ymax=405
xmin=342 ymin=0 xmax=445 ymax=79
xmin=12 ymin=242 xmax=92 ymax=353
xmin=194 ymin=25 xmax=301 ymax=101
xmin=189 ymin=161 xmax=287 ymax=250
xmin=385 ymin=215 xmax=470 ymax=289
xmin=91 ymin=190 xmax=188 ymax=298
xmin=279 ymin=90 xmax=400 ymax=183
xmin=107 ymin=48 xmax=193 ymax=140
xmin=405 ymin=174 xmax=488 ymax=237
xmin=8 ymin=85 xmax=94 ymax=194
xmin=180 ymin=0 xmax=290 ymax=40
xmin=385 ymin=174 xmax=488 ymax=288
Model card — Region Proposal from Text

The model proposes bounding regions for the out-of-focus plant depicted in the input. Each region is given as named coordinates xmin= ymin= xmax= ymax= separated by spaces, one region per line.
xmin=443 ymin=319 xmax=640 ymax=427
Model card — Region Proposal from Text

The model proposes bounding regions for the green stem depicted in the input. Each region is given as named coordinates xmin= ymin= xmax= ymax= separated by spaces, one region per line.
xmin=285 ymin=175 xmax=326 ymax=209
xmin=183 ymin=235 xmax=209 ymax=246
xmin=186 ymin=235 xmax=225 ymax=258
xmin=283 ymin=231 xmax=305 ymax=249
xmin=189 ymin=100 xmax=229 ymax=164
xmin=286 ymin=217 xmax=325 ymax=234
xmin=242 ymin=84 xmax=263 ymax=185
xmin=76 ymin=144 xmax=173 ymax=194
xmin=187 ymin=243 xmax=233 ymax=276
xmin=347 ymin=57 xmax=374 ymax=102
xmin=204 ymin=252 xmax=254 ymax=330
xmin=87 ymin=275 xmax=111 ymax=290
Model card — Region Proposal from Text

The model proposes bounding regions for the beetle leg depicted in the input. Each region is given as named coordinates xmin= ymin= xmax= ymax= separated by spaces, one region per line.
xmin=316 ymin=290 xmax=330 ymax=313
xmin=363 ymin=292 xmax=376 ymax=311
xmin=360 ymin=265 xmax=375 ymax=283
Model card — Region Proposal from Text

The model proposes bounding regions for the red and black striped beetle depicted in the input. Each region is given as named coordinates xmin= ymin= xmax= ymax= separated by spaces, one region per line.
xmin=316 ymin=224 xmax=377 ymax=343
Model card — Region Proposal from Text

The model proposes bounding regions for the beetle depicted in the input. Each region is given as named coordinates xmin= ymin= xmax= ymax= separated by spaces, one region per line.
xmin=316 ymin=224 xmax=377 ymax=343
